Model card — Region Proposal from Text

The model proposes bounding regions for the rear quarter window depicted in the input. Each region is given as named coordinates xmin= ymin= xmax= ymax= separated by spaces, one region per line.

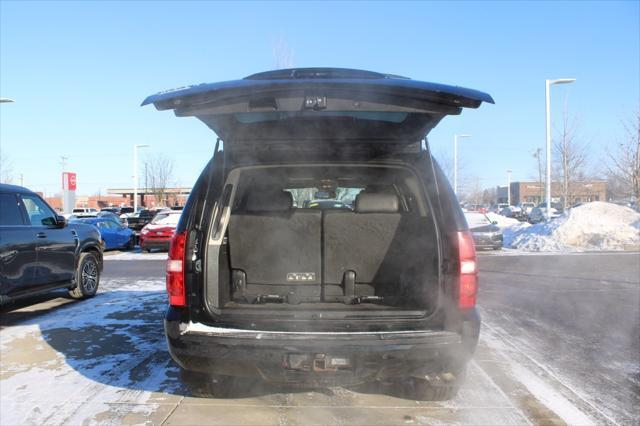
xmin=0 ymin=193 xmax=24 ymax=225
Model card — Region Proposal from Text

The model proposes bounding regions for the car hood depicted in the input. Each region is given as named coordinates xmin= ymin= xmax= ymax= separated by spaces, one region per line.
xmin=142 ymin=68 xmax=494 ymax=143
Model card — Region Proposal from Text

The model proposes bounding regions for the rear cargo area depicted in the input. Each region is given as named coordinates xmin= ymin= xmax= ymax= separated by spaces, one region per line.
xmin=206 ymin=164 xmax=441 ymax=317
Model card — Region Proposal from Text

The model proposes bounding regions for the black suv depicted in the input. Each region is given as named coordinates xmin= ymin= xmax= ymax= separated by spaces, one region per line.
xmin=127 ymin=209 xmax=156 ymax=232
xmin=144 ymin=68 xmax=493 ymax=399
xmin=0 ymin=184 xmax=103 ymax=305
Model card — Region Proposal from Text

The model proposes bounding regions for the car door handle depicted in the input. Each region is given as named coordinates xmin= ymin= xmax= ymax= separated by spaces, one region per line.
xmin=36 ymin=232 xmax=47 ymax=239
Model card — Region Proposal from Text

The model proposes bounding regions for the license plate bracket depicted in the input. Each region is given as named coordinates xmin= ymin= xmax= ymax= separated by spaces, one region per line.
xmin=284 ymin=353 xmax=352 ymax=372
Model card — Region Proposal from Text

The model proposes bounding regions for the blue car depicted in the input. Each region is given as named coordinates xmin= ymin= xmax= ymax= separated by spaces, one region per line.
xmin=70 ymin=217 xmax=134 ymax=250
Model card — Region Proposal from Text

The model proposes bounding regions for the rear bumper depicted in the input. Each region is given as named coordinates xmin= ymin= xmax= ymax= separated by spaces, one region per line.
xmin=165 ymin=307 xmax=480 ymax=386
xmin=140 ymin=239 xmax=171 ymax=251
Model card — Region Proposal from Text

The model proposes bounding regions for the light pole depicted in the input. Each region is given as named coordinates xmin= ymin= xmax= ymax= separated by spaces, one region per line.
xmin=545 ymin=78 xmax=575 ymax=219
xmin=453 ymin=134 xmax=471 ymax=196
xmin=133 ymin=144 xmax=150 ymax=212
xmin=507 ymin=169 xmax=512 ymax=206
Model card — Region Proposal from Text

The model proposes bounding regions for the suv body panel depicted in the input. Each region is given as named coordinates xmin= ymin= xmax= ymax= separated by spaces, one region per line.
xmin=145 ymin=69 xmax=491 ymax=387
xmin=0 ymin=184 xmax=103 ymax=305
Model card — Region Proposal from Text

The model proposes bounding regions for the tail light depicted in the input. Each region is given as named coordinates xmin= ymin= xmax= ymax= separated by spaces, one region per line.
xmin=166 ymin=231 xmax=187 ymax=307
xmin=457 ymin=231 xmax=478 ymax=309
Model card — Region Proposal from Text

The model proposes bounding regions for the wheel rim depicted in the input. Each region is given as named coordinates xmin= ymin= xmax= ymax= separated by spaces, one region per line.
xmin=82 ymin=260 xmax=98 ymax=293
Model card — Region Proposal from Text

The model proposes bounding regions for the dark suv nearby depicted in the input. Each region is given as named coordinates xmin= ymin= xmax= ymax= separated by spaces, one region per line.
xmin=0 ymin=184 xmax=104 ymax=305
xmin=144 ymin=68 xmax=493 ymax=399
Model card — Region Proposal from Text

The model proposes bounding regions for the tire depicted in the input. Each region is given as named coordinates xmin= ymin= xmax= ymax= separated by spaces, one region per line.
xmin=125 ymin=237 xmax=134 ymax=251
xmin=68 ymin=252 xmax=100 ymax=299
xmin=143 ymin=248 xmax=151 ymax=253
xmin=400 ymin=368 xmax=466 ymax=401
xmin=179 ymin=368 xmax=235 ymax=398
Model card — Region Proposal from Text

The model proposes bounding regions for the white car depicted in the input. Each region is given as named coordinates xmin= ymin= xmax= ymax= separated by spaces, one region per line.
xmin=71 ymin=207 xmax=98 ymax=217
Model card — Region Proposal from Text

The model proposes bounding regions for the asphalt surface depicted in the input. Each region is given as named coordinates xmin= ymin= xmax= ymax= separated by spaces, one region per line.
xmin=1 ymin=251 xmax=638 ymax=425
xmin=478 ymin=252 xmax=640 ymax=425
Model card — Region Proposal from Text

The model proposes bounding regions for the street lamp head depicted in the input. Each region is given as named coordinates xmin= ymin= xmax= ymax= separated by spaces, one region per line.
xmin=456 ymin=134 xmax=472 ymax=139
xmin=0 ymin=98 xmax=15 ymax=103
xmin=135 ymin=144 xmax=150 ymax=148
xmin=549 ymin=78 xmax=576 ymax=85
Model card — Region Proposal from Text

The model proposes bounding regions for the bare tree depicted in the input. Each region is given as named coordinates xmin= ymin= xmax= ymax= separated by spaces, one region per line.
xmin=272 ymin=36 xmax=294 ymax=69
xmin=532 ymin=148 xmax=544 ymax=202
xmin=0 ymin=147 xmax=13 ymax=184
xmin=460 ymin=179 xmax=484 ymax=206
xmin=145 ymin=154 xmax=174 ymax=207
xmin=606 ymin=111 xmax=640 ymax=202
xmin=553 ymin=109 xmax=589 ymax=209
xmin=482 ymin=187 xmax=496 ymax=205
xmin=431 ymin=149 xmax=454 ymax=185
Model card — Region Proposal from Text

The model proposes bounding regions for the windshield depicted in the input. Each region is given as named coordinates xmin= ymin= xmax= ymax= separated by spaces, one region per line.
xmin=285 ymin=187 xmax=363 ymax=209
xmin=465 ymin=212 xmax=492 ymax=227
xmin=151 ymin=213 xmax=180 ymax=225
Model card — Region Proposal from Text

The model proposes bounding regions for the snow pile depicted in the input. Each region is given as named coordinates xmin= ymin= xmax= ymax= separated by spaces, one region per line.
xmin=504 ymin=202 xmax=640 ymax=251
xmin=485 ymin=212 xmax=522 ymax=228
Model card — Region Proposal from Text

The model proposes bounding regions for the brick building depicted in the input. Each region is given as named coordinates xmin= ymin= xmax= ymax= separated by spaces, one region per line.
xmin=496 ymin=180 xmax=607 ymax=205
xmin=44 ymin=187 xmax=191 ymax=212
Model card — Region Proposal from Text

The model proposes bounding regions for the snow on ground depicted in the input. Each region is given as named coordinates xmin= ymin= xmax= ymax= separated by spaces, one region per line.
xmin=0 ymin=278 xmax=182 ymax=425
xmin=105 ymin=251 xmax=167 ymax=261
xmin=1 ymin=277 xmax=539 ymax=425
xmin=480 ymin=320 xmax=598 ymax=425
xmin=485 ymin=212 xmax=522 ymax=228
xmin=501 ymin=202 xmax=640 ymax=252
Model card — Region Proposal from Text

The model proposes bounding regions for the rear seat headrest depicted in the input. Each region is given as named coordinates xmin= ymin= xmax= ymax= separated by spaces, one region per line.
xmin=355 ymin=193 xmax=399 ymax=213
xmin=246 ymin=190 xmax=293 ymax=212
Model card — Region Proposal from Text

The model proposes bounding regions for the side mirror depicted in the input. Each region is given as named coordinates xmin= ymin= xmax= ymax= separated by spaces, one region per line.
xmin=55 ymin=215 xmax=67 ymax=228
xmin=492 ymin=221 xmax=498 ymax=225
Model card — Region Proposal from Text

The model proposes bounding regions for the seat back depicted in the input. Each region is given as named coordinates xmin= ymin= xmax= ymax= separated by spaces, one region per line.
xmin=228 ymin=190 xmax=322 ymax=299
xmin=323 ymin=193 xmax=405 ymax=296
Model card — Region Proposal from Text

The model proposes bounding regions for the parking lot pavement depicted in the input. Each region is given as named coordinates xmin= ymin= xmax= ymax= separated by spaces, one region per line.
xmin=3 ymin=252 xmax=636 ymax=425
xmin=478 ymin=252 xmax=640 ymax=425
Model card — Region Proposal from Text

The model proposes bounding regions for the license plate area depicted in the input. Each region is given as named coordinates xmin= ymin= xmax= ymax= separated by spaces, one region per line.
xmin=284 ymin=353 xmax=352 ymax=372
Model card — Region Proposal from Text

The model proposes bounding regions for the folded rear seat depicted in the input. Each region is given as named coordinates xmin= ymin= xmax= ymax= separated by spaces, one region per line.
xmin=228 ymin=189 xmax=322 ymax=303
xmin=323 ymin=192 xmax=404 ymax=302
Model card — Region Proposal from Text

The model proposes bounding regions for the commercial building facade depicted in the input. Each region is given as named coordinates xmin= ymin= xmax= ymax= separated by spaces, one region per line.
xmin=496 ymin=180 xmax=607 ymax=206
xmin=43 ymin=187 xmax=191 ymax=212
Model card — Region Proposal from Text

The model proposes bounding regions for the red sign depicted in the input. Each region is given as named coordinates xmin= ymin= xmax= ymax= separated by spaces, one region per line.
xmin=62 ymin=172 xmax=77 ymax=191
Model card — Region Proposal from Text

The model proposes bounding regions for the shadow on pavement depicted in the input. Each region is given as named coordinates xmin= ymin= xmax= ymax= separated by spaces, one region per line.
xmin=0 ymin=290 xmax=80 ymax=327
xmin=4 ymin=287 xmax=420 ymax=401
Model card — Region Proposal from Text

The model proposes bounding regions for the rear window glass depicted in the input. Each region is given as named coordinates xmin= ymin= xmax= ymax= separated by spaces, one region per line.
xmin=465 ymin=212 xmax=491 ymax=227
xmin=285 ymin=187 xmax=364 ymax=209
xmin=151 ymin=213 xmax=180 ymax=225
xmin=0 ymin=193 xmax=23 ymax=225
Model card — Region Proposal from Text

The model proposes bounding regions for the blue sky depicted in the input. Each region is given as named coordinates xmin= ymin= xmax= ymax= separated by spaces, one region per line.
xmin=1 ymin=1 xmax=638 ymax=196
